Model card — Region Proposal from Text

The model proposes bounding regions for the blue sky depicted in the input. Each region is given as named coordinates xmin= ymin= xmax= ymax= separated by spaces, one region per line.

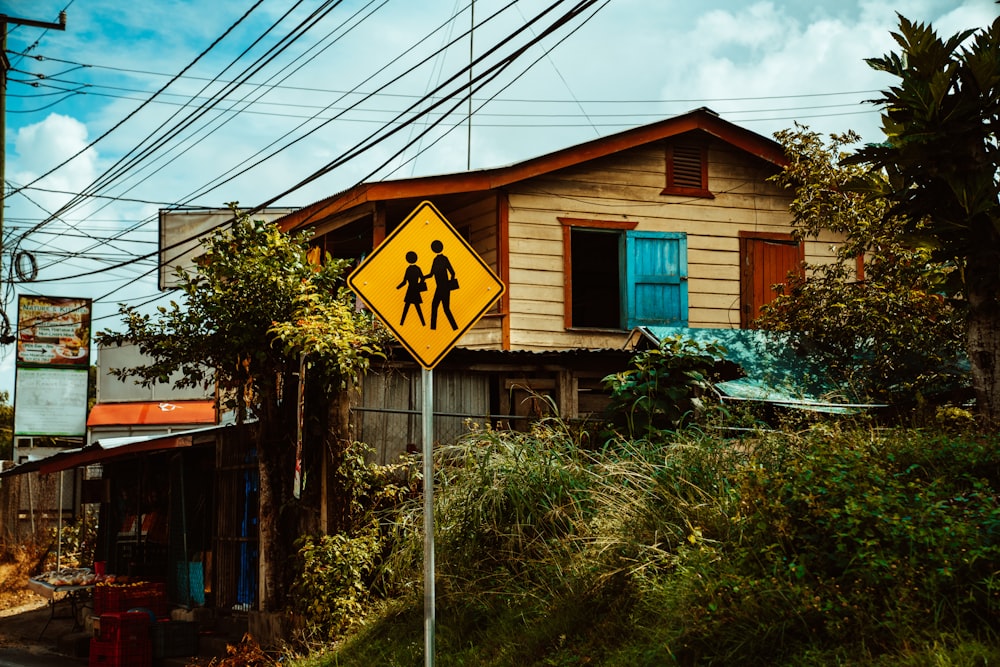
xmin=0 ymin=0 xmax=996 ymax=396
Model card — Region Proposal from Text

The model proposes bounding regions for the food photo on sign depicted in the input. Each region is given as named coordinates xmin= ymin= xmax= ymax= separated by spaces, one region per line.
xmin=16 ymin=296 xmax=91 ymax=366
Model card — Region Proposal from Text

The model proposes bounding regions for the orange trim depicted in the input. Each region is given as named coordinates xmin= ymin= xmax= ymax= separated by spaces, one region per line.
xmin=558 ymin=217 xmax=638 ymax=231
xmin=562 ymin=223 xmax=573 ymax=330
xmin=276 ymin=109 xmax=788 ymax=232
xmin=86 ymin=400 xmax=217 ymax=427
xmin=856 ymin=254 xmax=865 ymax=281
xmin=498 ymin=193 xmax=511 ymax=350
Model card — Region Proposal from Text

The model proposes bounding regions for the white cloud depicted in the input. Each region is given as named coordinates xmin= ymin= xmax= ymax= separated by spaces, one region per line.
xmin=12 ymin=113 xmax=97 ymax=204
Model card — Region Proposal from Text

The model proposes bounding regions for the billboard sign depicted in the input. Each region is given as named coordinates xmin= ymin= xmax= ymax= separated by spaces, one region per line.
xmin=16 ymin=295 xmax=92 ymax=367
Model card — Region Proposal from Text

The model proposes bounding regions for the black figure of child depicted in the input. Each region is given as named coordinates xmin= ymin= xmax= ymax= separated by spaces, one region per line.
xmin=396 ymin=251 xmax=427 ymax=326
xmin=425 ymin=239 xmax=458 ymax=330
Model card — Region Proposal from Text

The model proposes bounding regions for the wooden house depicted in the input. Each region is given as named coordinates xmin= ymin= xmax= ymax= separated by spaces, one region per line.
xmin=275 ymin=108 xmax=845 ymax=459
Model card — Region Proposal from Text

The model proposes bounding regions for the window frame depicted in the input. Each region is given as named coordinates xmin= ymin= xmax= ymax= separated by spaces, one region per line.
xmin=662 ymin=140 xmax=714 ymax=199
xmin=560 ymin=218 xmax=688 ymax=330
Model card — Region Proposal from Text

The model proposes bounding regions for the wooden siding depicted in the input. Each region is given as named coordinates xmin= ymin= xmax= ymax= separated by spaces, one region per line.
xmin=503 ymin=140 xmax=842 ymax=349
xmin=354 ymin=370 xmax=489 ymax=464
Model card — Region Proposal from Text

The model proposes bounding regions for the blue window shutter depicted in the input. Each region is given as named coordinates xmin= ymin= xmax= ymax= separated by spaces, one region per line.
xmin=624 ymin=231 xmax=688 ymax=328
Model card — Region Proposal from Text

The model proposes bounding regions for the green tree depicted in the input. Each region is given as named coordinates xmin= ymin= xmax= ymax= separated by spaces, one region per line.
xmin=97 ymin=206 xmax=385 ymax=611
xmin=849 ymin=15 xmax=1000 ymax=423
xmin=0 ymin=391 xmax=12 ymax=460
xmin=757 ymin=126 xmax=966 ymax=402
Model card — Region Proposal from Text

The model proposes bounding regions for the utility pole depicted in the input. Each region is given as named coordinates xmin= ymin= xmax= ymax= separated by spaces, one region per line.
xmin=0 ymin=11 xmax=66 ymax=340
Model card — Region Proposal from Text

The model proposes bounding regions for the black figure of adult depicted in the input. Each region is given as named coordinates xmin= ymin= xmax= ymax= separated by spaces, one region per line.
xmin=425 ymin=239 xmax=458 ymax=330
xmin=396 ymin=250 xmax=426 ymax=326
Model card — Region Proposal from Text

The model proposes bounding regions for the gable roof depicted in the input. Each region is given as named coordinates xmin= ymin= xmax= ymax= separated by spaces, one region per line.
xmin=277 ymin=107 xmax=787 ymax=232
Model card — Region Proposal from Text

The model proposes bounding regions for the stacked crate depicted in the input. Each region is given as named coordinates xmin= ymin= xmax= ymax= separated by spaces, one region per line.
xmin=93 ymin=581 xmax=169 ymax=617
xmin=89 ymin=611 xmax=152 ymax=667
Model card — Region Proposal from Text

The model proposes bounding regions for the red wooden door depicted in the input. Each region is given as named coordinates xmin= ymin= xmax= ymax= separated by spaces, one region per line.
xmin=739 ymin=232 xmax=804 ymax=328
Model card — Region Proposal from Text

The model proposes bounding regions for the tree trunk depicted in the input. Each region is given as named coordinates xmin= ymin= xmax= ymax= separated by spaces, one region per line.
xmin=966 ymin=246 xmax=1000 ymax=428
xmin=257 ymin=444 xmax=278 ymax=611
xmin=256 ymin=380 xmax=298 ymax=613
xmin=325 ymin=388 xmax=353 ymax=535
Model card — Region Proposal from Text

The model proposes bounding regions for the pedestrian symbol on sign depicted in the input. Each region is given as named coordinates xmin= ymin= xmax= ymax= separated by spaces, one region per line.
xmin=348 ymin=201 xmax=505 ymax=369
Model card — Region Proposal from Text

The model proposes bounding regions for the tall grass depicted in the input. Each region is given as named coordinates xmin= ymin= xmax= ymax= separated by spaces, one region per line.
xmin=305 ymin=419 xmax=1000 ymax=666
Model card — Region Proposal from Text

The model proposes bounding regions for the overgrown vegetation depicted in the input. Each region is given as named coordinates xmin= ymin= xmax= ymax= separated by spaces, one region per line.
xmin=288 ymin=442 xmax=415 ymax=647
xmin=602 ymin=334 xmax=727 ymax=436
xmin=97 ymin=206 xmax=386 ymax=611
xmin=758 ymin=126 xmax=966 ymax=404
xmin=276 ymin=416 xmax=1000 ymax=666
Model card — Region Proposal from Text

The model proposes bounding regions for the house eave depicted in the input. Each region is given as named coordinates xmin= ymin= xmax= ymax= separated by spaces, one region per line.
xmin=276 ymin=108 xmax=787 ymax=232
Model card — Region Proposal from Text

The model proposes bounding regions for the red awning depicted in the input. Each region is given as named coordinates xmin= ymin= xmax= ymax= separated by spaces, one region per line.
xmin=87 ymin=400 xmax=216 ymax=427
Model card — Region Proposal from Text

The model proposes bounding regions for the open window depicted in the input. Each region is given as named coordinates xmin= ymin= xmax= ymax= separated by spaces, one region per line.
xmin=562 ymin=218 xmax=688 ymax=330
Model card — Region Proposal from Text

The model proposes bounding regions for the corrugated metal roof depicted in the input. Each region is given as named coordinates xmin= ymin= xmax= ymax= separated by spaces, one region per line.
xmin=632 ymin=326 xmax=887 ymax=412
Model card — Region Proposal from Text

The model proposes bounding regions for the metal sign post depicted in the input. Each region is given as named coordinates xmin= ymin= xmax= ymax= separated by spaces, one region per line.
xmin=347 ymin=200 xmax=505 ymax=666
xmin=422 ymin=367 xmax=435 ymax=666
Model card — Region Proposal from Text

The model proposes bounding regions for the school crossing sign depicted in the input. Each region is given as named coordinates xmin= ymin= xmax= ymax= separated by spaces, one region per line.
xmin=347 ymin=201 xmax=506 ymax=369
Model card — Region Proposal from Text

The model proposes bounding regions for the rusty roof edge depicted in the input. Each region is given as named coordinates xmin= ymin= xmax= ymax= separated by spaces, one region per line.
xmin=273 ymin=108 xmax=786 ymax=231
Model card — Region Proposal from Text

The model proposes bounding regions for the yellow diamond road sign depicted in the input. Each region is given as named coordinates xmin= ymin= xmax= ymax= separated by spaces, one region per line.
xmin=348 ymin=200 xmax=506 ymax=369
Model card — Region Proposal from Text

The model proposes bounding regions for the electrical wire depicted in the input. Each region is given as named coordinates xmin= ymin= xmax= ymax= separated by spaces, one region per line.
xmin=9 ymin=49 xmax=884 ymax=105
xmin=11 ymin=0 xmax=509 ymax=276
xmin=5 ymin=0 xmax=268 ymax=220
xmin=11 ymin=0 xmax=607 ymax=304
xmin=5 ymin=3 xmax=584 ymax=282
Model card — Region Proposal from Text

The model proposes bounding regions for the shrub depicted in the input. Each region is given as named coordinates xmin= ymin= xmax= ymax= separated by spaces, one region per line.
xmin=663 ymin=426 xmax=1000 ymax=662
xmin=290 ymin=524 xmax=381 ymax=641
xmin=603 ymin=335 xmax=727 ymax=437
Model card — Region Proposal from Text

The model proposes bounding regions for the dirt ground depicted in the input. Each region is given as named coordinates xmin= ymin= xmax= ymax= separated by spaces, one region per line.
xmin=0 ymin=548 xmax=80 ymax=652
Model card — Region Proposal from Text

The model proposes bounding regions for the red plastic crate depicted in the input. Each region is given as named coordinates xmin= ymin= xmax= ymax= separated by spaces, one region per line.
xmin=94 ymin=582 xmax=169 ymax=617
xmin=96 ymin=611 xmax=150 ymax=644
xmin=89 ymin=636 xmax=152 ymax=667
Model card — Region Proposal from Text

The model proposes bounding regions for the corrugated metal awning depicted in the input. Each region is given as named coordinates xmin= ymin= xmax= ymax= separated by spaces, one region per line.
xmin=628 ymin=326 xmax=887 ymax=412
xmin=0 ymin=424 xmax=230 ymax=478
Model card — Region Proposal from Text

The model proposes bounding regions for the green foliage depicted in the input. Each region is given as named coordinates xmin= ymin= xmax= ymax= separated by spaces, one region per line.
xmin=852 ymin=16 xmax=1000 ymax=269
xmin=759 ymin=126 xmax=966 ymax=402
xmin=47 ymin=506 xmax=98 ymax=570
xmin=602 ymin=335 xmax=726 ymax=437
xmin=718 ymin=428 xmax=1000 ymax=658
xmin=383 ymin=420 xmax=595 ymax=602
xmin=96 ymin=204 xmax=384 ymax=416
xmin=0 ymin=391 xmax=12 ymax=460
xmin=291 ymin=524 xmax=381 ymax=640
xmin=302 ymin=423 xmax=1000 ymax=667
xmin=289 ymin=442 xmax=413 ymax=643
xmin=848 ymin=15 xmax=1000 ymax=422
xmin=95 ymin=204 xmax=385 ymax=611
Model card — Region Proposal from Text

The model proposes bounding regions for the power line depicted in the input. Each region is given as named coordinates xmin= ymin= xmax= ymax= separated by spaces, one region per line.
xmin=12 ymin=0 xmax=608 ymax=303
xmin=4 ymin=0 xmax=267 ymax=218
xmin=8 ymin=49 xmax=883 ymax=105
xmin=5 ymin=75 xmax=880 ymax=121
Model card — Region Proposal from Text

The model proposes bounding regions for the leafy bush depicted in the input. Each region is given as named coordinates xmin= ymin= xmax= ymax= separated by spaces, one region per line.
xmin=291 ymin=524 xmax=381 ymax=640
xmin=602 ymin=335 xmax=727 ymax=437
xmin=289 ymin=442 xmax=413 ymax=643
xmin=657 ymin=426 xmax=1000 ymax=663
xmin=759 ymin=126 xmax=967 ymax=404
xmin=312 ymin=423 xmax=1000 ymax=666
